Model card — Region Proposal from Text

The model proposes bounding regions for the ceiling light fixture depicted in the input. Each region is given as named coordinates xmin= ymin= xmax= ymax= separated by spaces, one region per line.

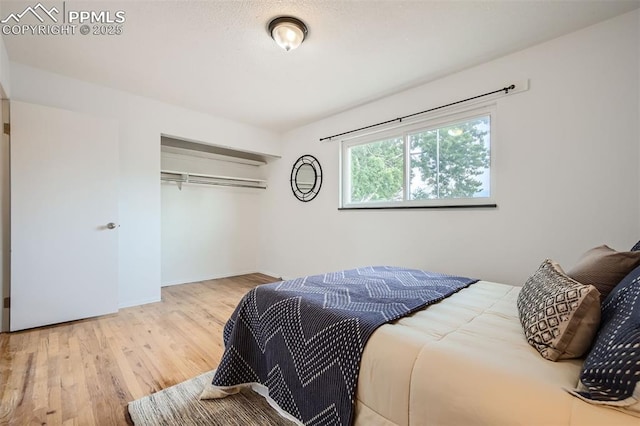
xmin=268 ymin=16 xmax=308 ymax=52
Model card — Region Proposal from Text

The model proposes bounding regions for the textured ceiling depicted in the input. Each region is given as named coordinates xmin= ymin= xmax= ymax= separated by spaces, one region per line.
xmin=2 ymin=0 xmax=639 ymax=132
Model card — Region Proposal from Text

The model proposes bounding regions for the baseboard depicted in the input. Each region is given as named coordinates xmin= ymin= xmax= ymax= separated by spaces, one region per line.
xmin=118 ymin=296 xmax=161 ymax=310
xmin=118 ymin=271 xmax=288 ymax=310
xmin=255 ymin=270 xmax=284 ymax=280
xmin=161 ymin=270 xmax=261 ymax=287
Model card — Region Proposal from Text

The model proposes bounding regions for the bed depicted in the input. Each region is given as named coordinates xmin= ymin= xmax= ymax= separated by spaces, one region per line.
xmin=202 ymin=259 xmax=640 ymax=425
xmin=354 ymin=280 xmax=635 ymax=425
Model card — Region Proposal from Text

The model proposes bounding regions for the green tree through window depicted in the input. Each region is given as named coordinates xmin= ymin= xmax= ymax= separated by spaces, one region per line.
xmin=409 ymin=117 xmax=490 ymax=199
xmin=344 ymin=114 xmax=491 ymax=206
xmin=350 ymin=137 xmax=404 ymax=203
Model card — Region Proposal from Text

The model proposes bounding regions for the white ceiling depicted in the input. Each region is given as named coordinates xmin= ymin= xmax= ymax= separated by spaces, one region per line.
xmin=2 ymin=0 xmax=639 ymax=132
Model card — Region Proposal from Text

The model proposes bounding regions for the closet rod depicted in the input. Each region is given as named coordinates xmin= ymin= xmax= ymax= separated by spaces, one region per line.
xmin=160 ymin=177 xmax=266 ymax=190
xmin=161 ymin=170 xmax=266 ymax=183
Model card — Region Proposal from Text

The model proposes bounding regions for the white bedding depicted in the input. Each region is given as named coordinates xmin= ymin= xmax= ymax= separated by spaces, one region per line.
xmin=354 ymin=281 xmax=637 ymax=425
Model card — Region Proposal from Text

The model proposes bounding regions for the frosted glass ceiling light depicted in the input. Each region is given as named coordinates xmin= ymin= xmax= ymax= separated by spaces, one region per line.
xmin=268 ymin=17 xmax=308 ymax=51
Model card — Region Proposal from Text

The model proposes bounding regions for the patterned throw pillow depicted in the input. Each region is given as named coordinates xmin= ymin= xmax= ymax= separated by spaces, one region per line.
xmin=567 ymin=245 xmax=640 ymax=299
xmin=570 ymin=265 xmax=640 ymax=415
xmin=517 ymin=259 xmax=601 ymax=361
xmin=632 ymin=241 xmax=640 ymax=252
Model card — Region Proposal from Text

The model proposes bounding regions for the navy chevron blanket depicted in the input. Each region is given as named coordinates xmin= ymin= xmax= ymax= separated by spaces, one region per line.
xmin=208 ymin=266 xmax=477 ymax=425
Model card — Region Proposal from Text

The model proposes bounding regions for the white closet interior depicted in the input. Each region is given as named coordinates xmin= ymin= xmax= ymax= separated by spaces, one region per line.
xmin=160 ymin=135 xmax=278 ymax=286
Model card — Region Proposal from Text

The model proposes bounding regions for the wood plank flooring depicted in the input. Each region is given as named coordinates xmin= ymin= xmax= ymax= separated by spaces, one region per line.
xmin=0 ymin=273 xmax=276 ymax=425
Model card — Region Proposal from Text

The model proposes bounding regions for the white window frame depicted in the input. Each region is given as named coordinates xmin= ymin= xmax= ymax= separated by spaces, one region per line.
xmin=339 ymin=104 xmax=497 ymax=209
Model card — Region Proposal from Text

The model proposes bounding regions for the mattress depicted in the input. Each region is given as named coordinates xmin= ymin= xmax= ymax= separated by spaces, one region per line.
xmin=353 ymin=281 xmax=637 ymax=425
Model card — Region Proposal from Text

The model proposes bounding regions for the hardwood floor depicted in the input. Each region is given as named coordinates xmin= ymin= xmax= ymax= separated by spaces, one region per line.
xmin=0 ymin=273 xmax=276 ymax=425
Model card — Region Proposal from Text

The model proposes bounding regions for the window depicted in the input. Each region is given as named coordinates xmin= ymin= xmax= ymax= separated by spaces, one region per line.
xmin=341 ymin=107 xmax=495 ymax=208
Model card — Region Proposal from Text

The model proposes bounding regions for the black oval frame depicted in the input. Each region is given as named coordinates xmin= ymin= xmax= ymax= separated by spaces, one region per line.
xmin=290 ymin=155 xmax=322 ymax=202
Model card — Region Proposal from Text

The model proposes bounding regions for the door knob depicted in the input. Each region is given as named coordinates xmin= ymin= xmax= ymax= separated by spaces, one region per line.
xmin=107 ymin=222 xmax=117 ymax=229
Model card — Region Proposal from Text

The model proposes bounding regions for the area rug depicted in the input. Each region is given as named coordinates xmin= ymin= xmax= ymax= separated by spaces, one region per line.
xmin=127 ymin=370 xmax=296 ymax=425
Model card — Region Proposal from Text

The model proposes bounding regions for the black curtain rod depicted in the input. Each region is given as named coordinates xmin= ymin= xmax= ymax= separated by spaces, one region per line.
xmin=319 ymin=84 xmax=516 ymax=142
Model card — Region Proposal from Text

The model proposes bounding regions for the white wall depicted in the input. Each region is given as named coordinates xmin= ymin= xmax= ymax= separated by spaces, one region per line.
xmin=160 ymin=152 xmax=265 ymax=286
xmin=9 ymin=64 xmax=281 ymax=308
xmin=0 ymin=36 xmax=11 ymax=98
xmin=258 ymin=10 xmax=640 ymax=286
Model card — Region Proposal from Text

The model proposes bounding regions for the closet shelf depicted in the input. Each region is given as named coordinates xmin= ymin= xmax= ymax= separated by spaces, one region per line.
xmin=161 ymin=170 xmax=267 ymax=190
xmin=161 ymin=135 xmax=280 ymax=166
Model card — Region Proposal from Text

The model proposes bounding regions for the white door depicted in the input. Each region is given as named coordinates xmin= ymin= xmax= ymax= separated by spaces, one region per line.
xmin=10 ymin=101 xmax=119 ymax=331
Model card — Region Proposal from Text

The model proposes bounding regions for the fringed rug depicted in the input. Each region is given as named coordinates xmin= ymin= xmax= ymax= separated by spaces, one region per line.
xmin=127 ymin=370 xmax=296 ymax=425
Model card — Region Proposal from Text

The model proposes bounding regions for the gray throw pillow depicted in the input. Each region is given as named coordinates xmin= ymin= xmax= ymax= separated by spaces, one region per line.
xmin=567 ymin=245 xmax=640 ymax=299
